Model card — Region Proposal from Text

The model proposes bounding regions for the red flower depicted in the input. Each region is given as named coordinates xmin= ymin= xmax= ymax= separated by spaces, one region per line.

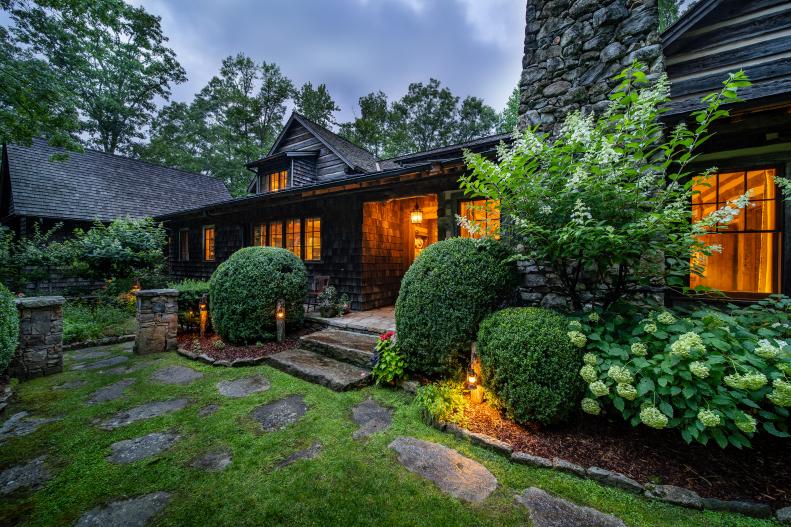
xmin=379 ymin=330 xmax=395 ymax=342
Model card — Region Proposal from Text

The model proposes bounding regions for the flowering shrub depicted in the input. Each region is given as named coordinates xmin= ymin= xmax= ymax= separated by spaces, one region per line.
xmin=573 ymin=301 xmax=791 ymax=448
xmin=371 ymin=331 xmax=406 ymax=385
xmin=461 ymin=64 xmax=751 ymax=310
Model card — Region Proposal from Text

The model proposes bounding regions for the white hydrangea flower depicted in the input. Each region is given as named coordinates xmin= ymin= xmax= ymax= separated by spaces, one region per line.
xmin=583 ymin=352 xmax=597 ymax=365
xmin=581 ymin=398 xmax=600 ymax=415
xmin=689 ymin=361 xmax=710 ymax=379
xmin=589 ymin=380 xmax=609 ymax=397
xmin=567 ymin=331 xmax=587 ymax=348
xmin=640 ymin=406 xmax=668 ymax=429
xmin=607 ymin=365 xmax=633 ymax=384
xmin=697 ymin=409 xmax=721 ymax=427
xmin=670 ymin=332 xmax=706 ymax=357
xmin=656 ymin=312 xmax=676 ymax=325
xmin=755 ymin=339 xmax=780 ymax=360
xmin=580 ymin=364 xmax=598 ymax=383
xmin=630 ymin=342 xmax=648 ymax=356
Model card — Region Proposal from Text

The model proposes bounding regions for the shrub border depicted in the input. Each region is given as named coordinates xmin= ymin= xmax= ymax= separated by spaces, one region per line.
xmin=427 ymin=418 xmax=784 ymax=520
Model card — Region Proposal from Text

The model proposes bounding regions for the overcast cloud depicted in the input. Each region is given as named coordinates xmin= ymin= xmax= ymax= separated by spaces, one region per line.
xmin=132 ymin=0 xmax=526 ymax=122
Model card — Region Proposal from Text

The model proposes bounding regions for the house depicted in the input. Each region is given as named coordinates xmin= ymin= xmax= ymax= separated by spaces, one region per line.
xmin=0 ymin=138 xmax=231 ymax=238
xmin=159 ymin=112 xmax=506 ymax=310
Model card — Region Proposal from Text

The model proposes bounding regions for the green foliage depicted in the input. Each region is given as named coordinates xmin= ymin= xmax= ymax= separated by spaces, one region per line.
xmin=338 ymin=91 xmax=389 ymax=157
xmin=0 ymin=223 xmax=71 ymax=292
xmin=477 ymin=307 xmax=584 ymax=425
xmin=168 ymin=279 xmax=210 ymax=330
xmin=395 ymin=237 xmax=517 ymax=376
xmin=0 ymin=283 xmax=19 ymax=373
xmin=62 ymin=300 xmax=136 ymax=344
xmin=461 ymin=64 xmax=751 ymax=310
xmin=497 ymin=86 xmax=520 ymax=134
xmin=209 ymin=246 xmax=307 ymax=344
xmin=414 ymin=380 xmax=467 ymax=424
xmin=575 ymin=299 xmax=791 ymax=448
xmin=71 ymin=218 xmax=167 ymax=281
xmin=371 ymin=331 xmax=406 ymax=385
xmin=294 ymin=82 xmax=340 ymax=128
xmin=658 ymin=0 xmax=681 ymax=32
xmin=4 ymin=0 xmax=186 ymax=154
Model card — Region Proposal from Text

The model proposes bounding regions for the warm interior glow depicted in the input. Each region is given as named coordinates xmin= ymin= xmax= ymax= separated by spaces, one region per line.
xmin=269 ymin=170 xmax=288 ymax=192
xmin=285 ymin=219 xmax=301 ymax=258
xmin=460 ymin=199 xmax=500 ymax=239
xmin=203 ymin=226 xmax=215 ymax=261
xmin=690 ymin=169 xmax=779 ymax=294
xmin=304 ymin=217 xmax=321 ymax=261
xmin=253 ymin=223 xmax=267 ymax=246
xmin=410 ymin=202 xmax=423 ymax=224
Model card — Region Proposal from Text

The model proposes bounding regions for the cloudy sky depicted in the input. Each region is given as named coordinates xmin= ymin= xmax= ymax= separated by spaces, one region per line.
xmin=133 ymin=0 xmax=526 ymax=122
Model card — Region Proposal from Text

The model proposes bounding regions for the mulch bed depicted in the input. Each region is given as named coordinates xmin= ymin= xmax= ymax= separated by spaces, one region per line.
xmin=177 ymin=326 xmax=317 ymax=362
xmin=463 ymin=402 xmax=791 ymax=506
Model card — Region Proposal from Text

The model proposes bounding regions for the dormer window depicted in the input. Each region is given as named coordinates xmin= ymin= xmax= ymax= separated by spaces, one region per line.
xmin=268 ymin=170 xmax=288 ymax=192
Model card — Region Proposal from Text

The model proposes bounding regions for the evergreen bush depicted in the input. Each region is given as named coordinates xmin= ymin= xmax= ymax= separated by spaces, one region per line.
xmin=0 ymin=284 xmax=19 ymax=374
xmin=209 ymin=247 xmax=307 ymax=343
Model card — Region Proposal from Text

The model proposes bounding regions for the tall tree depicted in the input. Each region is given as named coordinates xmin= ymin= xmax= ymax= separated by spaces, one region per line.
xmin=5 ymin=0 xmax=186 ymax=154
xmin=658 ymin=0 xmax=680 ymax=32
xmin=338 ymin=91 xmax=389 ymax=157
xmin=497 ymin=86 xmax=520 ymax=133
xmin=294 ymin=82 xmax=340 ymax=128
xmin=256 ymin=62 xmax=294 ymax=150
xmin=455 ymin=96 xmax=499 ymax=143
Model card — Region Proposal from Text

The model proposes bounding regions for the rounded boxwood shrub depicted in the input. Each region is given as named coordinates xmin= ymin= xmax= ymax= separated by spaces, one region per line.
xmin=209 ymin=247 xmax=308 ymax=344
xmin=0 ymin=283 xmax=19 ymax=374
xmin=395 ymin=237 xmax=517 ymax=376
xmin=477 ymin=307 xmax=583 ymax=425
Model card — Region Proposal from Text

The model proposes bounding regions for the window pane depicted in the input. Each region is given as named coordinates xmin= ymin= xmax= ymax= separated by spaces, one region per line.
xmin=269 ymin=222 xmax=283 ymax=247
xmin=203 ymin=227 xmax=215 ymax=261
xmin=691 ymin=233 xmax=779 ymax=293
xmin=692 ymin=174 xmax=716 ymax=204
xmin=286 ymin=219 xmax=301 ymax=258
xmin=717 ymin=171 xmax=745 ymax=204
xmin=747 ymin=169 xmax=775 ymax=201
xmin=716 ymin=208 xmax=745 ymax=232
xmin=179 ymin=231 xmax=189 ymax=261
xmin=253 ymin=224 xmax=266 ymax=246
xmin=745 ymin=199 xmax=775 ymax=232
xmin=460 ymin=199 xmax=500 ymax=239
xmin=269 ymin=170 xmax=287 ymax=192
xmin=691 ymin=204 xmax=716 ymax=230
xmin=304 ymin=217 xmax=321 ymax=261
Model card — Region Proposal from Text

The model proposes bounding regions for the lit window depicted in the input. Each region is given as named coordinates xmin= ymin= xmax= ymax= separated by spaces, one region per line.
xmin=269 ymin=170 xmax=288 ymax=192
xmin=269 ymin=221 xmax=283 ymax=248
xmin=305 ymin=218 xmax=321 ymax=261
xmin=253 ymin=223 xmax=267 ymax=246
xmin=691 ymin=169 xmax=780 ymax=294
xmin=460 ymin=199 xmax=500 ymax=239
xmin=179 ymin=229 xmax=189 ymax=261
xmin=286 ymin=219 xmax=301 ymax=258
xmin=203 ymin=226 xmax=215 ymax=261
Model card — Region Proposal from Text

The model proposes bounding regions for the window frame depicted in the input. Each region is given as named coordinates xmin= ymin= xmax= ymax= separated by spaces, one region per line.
xmin=304 ymin=217 xmax=322 ymax=262
xmin=268 ymin=169 xmax=289 ymax=192
xmin=689 ymin=165 xmax=782 ymax=298
xmin=285 ymin=218 xmax=302 ymax=258
xmin=252 ymin=223 xmax=267 ymax=247
xmin=202 ymin=225 xmax=216 ymax=262
xmin=458 ymin=198 xmax=501 ymax=239
xmin=178 ymin=228 xmax=189 ymax=262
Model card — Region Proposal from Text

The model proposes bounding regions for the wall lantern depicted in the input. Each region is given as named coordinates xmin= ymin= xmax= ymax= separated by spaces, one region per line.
xmin=466 ymin=367 xmax=483 ymax=404
xmin=199 ymin=293 xmax=209 ymax=337
xmin=276 ymin=299 xmax=286 ymax=342
xmin=410 ymin=201 xmax=423 ymax=224
xmin=130 ymin=278 xmax=141 ymax=294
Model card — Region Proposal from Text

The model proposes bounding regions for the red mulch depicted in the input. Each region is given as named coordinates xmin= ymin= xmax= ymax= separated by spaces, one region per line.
xmin=177 ymin=326 xmax=316 ymax=361
xmin=463 ymin=402 xmax=791 ymax=506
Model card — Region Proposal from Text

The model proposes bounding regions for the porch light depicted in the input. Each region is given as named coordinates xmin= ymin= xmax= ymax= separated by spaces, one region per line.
xmin=410 ymin=201 xmax=423 ymax=224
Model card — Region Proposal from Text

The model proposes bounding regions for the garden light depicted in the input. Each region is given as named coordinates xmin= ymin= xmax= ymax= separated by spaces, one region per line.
xmin=276 ymin=299 xmax=286 ymax=342
xmin=466 ymin=368 xmax=483 ymax=404
xmin=199 ymin=293 xmax=208 ymax=337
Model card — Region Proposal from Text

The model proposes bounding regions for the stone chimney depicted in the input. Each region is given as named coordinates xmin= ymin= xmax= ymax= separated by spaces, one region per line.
xmin=519 ymin=0 xmax=662 ymax=132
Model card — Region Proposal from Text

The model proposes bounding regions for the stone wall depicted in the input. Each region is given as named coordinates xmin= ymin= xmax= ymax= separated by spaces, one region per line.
xmin=9 ymin=296 xmax=65 ymax=379
xmin=519 ymin=0 xmax=661 ymax=132
xmin=134 ymin=289 xmax=178 ymax=355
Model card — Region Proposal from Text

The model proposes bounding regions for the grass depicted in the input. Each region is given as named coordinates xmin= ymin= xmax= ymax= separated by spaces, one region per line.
xmin=62 ymin=301 xmax=137 ymax=344
xmin=0 ymin=345 xmax=779 ymax=527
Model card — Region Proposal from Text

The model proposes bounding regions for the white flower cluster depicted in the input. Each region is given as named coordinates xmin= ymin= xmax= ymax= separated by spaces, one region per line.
xmin=583 ymin=352 xmax=597 ymax=365
xmin=570 ymin=199 xmax=593 ymax=225
xmin=643 ymin=322 xmax=657 ymax=334
xmin=689 ymin=361 xmax=710 ymax=379
xmin=588 ymin=311 xmax=600 ymax=323
xmin=734 ymin=413 xmax=757 ymax=434
xmin=607 ymin=365 xmax=633 ymax=384
xmin=568 ymin=320 xmax=583 ymax=332
xmin=640 ymin=406 xmax=668 ymax=429
xmin=693 ymin=193 xmax=750 ymax=232
xmin=616 ymin=383 xmax=637 ymax=401
xmin=589 ymin=380 xmax=609 ymax=397
xmin=580 ymin=364 xmax=598 ymax=383
xmin=560 ymin=111 xmax=594 ymax=145
xmin=670 ymin=332 xmax=706 ymax=357
xmin=568 ymin=331 xmax=587 ymax=348
xmin=767 ymin=379 xmax=791 ymax=407
xmin=724 ymin=371 xmax=768 ymax=391
xmin=630 ymin=342 xmax=648 ymax=356
xmin=697 ymin=409 xmax=721 ymax=427
xmin=539 ymin=204 xmax=553 ymax=215
xmin=581 ymin=397 xmax=600 ymax=415
xmin=754 ymin=339 xmax=781 ymax=360
xmin=656 ymin=312 xmax=676 ymax=325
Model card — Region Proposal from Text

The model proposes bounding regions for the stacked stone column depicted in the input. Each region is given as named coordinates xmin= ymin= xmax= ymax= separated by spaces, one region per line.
xmin=10 ymin=296 xmax=65 ymax=379
xmin=134 ymin=289 xmax=179 ymax=355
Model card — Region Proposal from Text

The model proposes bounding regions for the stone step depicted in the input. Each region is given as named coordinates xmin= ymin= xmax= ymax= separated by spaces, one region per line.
xmin=265 ymin=348 xmax=372 ymax=391
xmin=299 ymin=329 xmax=378 ymax=368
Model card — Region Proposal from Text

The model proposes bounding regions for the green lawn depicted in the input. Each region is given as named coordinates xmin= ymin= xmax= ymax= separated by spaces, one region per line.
xmin=0 ymin=345 xmax=778 ymax=526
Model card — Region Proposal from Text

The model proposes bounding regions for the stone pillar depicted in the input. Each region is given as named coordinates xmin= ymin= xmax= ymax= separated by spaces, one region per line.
xmin=10 ymin=296 xmax=65 ymax=379
xmin=134 ymin=289 xmax=179 ymax=355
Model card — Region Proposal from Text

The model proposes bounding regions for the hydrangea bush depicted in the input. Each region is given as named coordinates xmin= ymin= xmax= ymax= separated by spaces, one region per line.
xmin=573 ymin=299 xmax=791 ymax=448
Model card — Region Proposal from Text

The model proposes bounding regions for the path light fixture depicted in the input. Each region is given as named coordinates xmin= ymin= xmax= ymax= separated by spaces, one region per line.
xmin=410 ymin=200 xmax=423 ymax=224
xmin=276 ymin=299 xmax=286 ymax=343
xmin=199 ymin=294 xmax=209 ymax=337
xmin=467 ymin=368 xmax=483 ymax=404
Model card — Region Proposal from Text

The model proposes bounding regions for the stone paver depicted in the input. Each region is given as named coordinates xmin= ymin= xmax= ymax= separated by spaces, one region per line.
xmin=103 ymin=362 xmax=152 ymax=376
xmin=54 ymin=380 xmax=89 ymax=390
xmin=0 ymin=412 xmax=60 ymax=443
xmin=71 ymin=355 xmax=129 ymax=371
xmin=265 ymin=348 xmax=370 ymax=391
xmin=351 ymin=398 xmax=393 ymax=439
xmin=0 ymin=456 xmax=50 ymax=495
xmin=250 ymin=395 xmax=307 ymax=432
xmin=217 ymin=375 xmax=270 ymax=398
xmin=75 ymin=492 xmax=171 ymax=527
xmin=388 ymin=437 xmax=497 ymax=503
xmin=276 ymin=442 xmax=322 ymax=469
xmin=87 ymin=379 xmax=136 ymax=404
xmin=198 ymin=404 xmax=220 ymax=417
xmin=151 ymin=365 xmax=204 ymax=386
xmin=69 ymin=349 xmax=112 ymax=362
xmin=98 ymin=399 xmax=190 ymax=430
xmin=645 ymin=484 xmax=702 ymax=509
xmin=515 ymin=487 xmax=627 ymax=527
xmin=108 ymin=432 xmax=181 ymax=464
xmin=191 ymin=449 xmax=232 ymax=472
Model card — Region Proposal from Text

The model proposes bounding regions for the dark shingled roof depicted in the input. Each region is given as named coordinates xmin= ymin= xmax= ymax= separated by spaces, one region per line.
xmin=386 ymin=132 xmax=511 ymax=165
xmin=3 ymin=139 xmax=231 ymax=222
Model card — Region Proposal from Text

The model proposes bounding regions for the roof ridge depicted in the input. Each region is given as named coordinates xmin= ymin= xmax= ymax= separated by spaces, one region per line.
xmin=381 ymin=132 xmax=511 ymax=162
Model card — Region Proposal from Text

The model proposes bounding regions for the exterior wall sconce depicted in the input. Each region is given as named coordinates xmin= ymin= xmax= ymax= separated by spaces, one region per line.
xmin=199 ymin=293 xmax=208 ymax=337
xmin=276 ymin=299 xmax=286 ymax=342
xmin=410 ymin=201 xmax=423 ymax=224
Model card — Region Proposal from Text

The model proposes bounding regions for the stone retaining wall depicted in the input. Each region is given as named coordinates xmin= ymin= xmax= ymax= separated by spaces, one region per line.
xmin=134 ymin=289 xmax=178 ymax=355
xmin=9 ymin=296 xmax=65 ymax=379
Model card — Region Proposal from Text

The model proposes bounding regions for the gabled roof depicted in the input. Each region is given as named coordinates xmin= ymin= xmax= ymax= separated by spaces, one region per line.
xmin=266 ymin=112 xmax=383 ymax=173
xmin=2 ymin=138 xmax=231 ymax=223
